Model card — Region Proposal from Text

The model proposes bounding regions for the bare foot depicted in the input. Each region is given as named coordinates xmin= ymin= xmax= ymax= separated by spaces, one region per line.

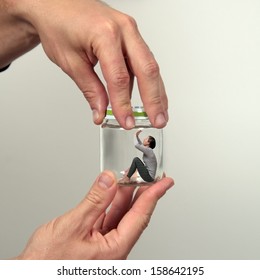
xmin=118 ymin=177 xmax=131 ymax=184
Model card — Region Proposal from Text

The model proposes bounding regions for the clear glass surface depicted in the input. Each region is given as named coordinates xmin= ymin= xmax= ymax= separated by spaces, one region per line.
xmin=100 ymin=118 xmax=163 ymax=186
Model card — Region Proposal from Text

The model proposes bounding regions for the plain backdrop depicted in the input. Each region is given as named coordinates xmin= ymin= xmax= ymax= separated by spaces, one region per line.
xmin=1 ymin=0 xmax=260 ymax=259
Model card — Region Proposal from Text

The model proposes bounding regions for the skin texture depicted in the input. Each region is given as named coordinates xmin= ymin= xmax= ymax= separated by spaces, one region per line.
xmin=1 ymin=0 xmax=169 ymax=129
xmin=16 ymin=171 xmax=174 ymax=260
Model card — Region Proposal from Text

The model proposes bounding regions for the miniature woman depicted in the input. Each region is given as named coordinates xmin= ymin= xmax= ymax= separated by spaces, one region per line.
xmin=119 ymin=130 xmax=157 ymax=184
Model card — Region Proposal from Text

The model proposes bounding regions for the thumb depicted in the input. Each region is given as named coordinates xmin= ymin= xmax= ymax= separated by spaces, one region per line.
xmin=73 ymin=170 xmax=118 ymax=233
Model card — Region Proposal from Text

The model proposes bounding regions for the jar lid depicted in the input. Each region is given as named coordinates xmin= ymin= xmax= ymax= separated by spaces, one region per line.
xmin=105 ymin=106 xmax=148 ymax=119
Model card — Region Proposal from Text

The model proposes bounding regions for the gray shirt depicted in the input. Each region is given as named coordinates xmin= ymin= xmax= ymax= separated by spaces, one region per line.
xmin=134 ymin=135 xmax=157 ymax=179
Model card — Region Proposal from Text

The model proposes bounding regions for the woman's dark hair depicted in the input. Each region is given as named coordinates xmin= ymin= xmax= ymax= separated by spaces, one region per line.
xmin=148 ymin=136 xmax=156 ymax=149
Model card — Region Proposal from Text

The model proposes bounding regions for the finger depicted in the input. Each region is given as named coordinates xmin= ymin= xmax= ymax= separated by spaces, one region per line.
xmin=132 ymin=53 xmax=168 ymax=128
xmin=130 ymin=172 xmax=168 ymax=206
xmin=101 ymin=186 xmax=136 ymax=233
xmin=124 ymin=30 xmax=169 ymax=128
xmin=130 ymin=185 xmax=150 ymax=206
xmin=81 ymin=71 xmax=109 ymax=125
xmin=159 ymin=77 xmax=169 ymax=122
xmin=98 ymin=43 xmax=135 ymax=130
xmin=62 ymin=53 xmax=109 ymax=125
xmin=72 ymin=170 xmax=118 ymax=234
xmin=107 ymin=177 xmax=174 ymax=253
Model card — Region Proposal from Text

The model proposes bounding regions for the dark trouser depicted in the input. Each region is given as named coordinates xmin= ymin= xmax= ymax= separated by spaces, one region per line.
xmin=127 ymin=157 xmax=154 ymax=182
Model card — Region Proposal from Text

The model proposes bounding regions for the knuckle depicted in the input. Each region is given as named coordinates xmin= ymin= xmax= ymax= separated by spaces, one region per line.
xmin=110 ymin=69 xmax=130 ymax=89
xmin=140 ymin=213 xmax=151 ymax=231
xmin=148 ymin=94 xmax=162 ymax=106
xmin=102 ymin=19 xmax=121 ymax=40
xmin=133 ymin=209 xmax=152 ymax=231
xmin=82 ymin=89 xmax=96 ymax=104
xmin=143 ymin=61 xmax=160 ymax=79
xmin=121 ymin=14 xmax=138 ymax=30
xmin=85 ymin=190 xmax=104 ymax=208
xmin=111 ymin=102 xmax=132 ymax=115
xmin=102 ymin=15 xmax=138 ymax=40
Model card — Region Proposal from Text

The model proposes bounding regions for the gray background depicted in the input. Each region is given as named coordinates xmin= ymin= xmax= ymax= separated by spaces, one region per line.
xmin=1 ymin=0 xmax=260 ymax=259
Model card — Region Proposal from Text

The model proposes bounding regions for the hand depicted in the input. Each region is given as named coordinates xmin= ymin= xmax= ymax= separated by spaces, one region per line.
xmin=10 ymin=0 xmax=169 ymax=129
xmin=136 ymin=129 xmax=142 ymax=136
xmin=16 ymin=170 xmax=174 ymax=259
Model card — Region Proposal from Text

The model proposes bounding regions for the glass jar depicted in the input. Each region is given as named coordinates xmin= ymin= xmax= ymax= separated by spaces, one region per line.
xmin=100 ymin=106 xmax=164 ymax=186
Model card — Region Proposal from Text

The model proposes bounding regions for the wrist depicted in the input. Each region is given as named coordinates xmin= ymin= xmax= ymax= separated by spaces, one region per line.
xmin=2 ymin=0 xmax=37 ymax=31
xmin=0 ymin=0 xmax=40 ymax=67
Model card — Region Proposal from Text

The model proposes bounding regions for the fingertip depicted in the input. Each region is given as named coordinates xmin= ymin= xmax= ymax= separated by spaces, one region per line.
xmin=92 ymin=109 xmax=106 ymax=125
xmin=159 ymin=176 xmax=175 ymax=190
xmin=154 ymin=112 xmax=168 ymax=128
xmin=98 ymin=170 xmax=117 ymax=189
xmin=125 ymin=115 xmax=135 ymax=129
xmin=150 ymin=177 xmax=174 ymax=197
xmin=166 ymin=177 xmax=175 ymax=189
xmin=143 ymin=104 xmax=168 ymax=129
xmin=110 ymin=104 xmax=135 ymax=130
xmin=92 ymin=109 xmax=101 ymax=124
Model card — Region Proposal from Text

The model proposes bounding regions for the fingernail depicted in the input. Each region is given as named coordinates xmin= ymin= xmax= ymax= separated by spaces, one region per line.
xmin=98 ymin=172 xmax=114 ymax=189
xmin=92 ymin=109 xmax=99 ymax=123
xmin=125 ymin=115 xmax=135 ymax=129
xmin=155 ymin=113 xmax=167 ymax=127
